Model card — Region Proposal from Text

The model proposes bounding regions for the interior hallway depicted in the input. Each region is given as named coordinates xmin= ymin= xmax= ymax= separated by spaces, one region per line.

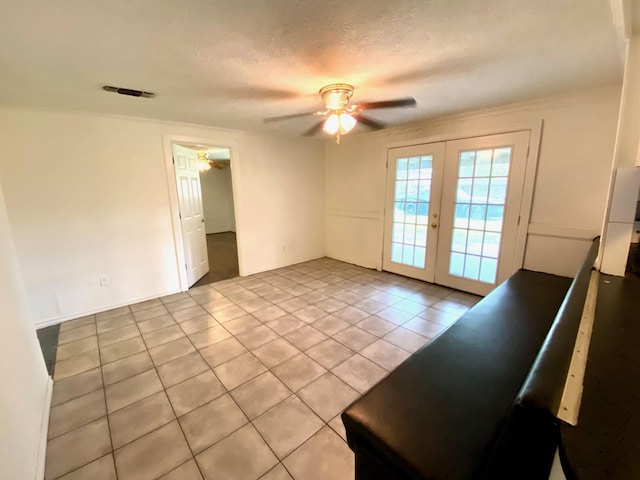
xmin=193 ymin=232 xmax=239 ymax=288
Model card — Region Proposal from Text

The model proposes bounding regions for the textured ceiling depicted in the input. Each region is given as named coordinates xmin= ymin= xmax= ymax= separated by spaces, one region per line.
xmin=0 ymin=0 xmax=623 ymax=136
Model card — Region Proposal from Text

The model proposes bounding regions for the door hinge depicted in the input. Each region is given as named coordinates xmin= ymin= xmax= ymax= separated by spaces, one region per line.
xmin=185 ymin=263 xmax=187 ymax=270
xmin=517 ymin=215 xmax=521 ymax=226
xmin=526 ymin=145 xmax=530 ymax=158
xmin=179 ymin=212 xmax=182 ymax=219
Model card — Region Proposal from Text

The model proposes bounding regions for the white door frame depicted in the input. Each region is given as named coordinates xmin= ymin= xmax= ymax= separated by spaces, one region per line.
xmin=163 ymin=134 xmax=244 ymax=292
xmin=379 ymin=119 xmax=543 ymax=281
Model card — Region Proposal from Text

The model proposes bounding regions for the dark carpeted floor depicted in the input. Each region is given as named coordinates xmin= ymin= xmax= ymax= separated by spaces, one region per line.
xmin=192 ymin=231 xmax=239 ymax=288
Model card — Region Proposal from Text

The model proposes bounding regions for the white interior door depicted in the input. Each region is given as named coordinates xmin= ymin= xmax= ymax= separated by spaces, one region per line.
xmin=434 ymin=131 xmax=530 ymax=295
xmin=172 ymin=145 xmax=209 ymax=286
xmin=383 ymin=143 xmax=446 ymax=282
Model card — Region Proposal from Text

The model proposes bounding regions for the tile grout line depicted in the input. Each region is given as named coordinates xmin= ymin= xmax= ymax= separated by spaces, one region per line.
xmin=93 ymin=296 xmax=393 ymax=427
xmin=55 ymin=315 xmax=95 ymax=335
xmin=48 ymin=259 xmax=475 ymax=480
xmin=251 ymin=336 xmax=356 ymax=468
xmin=156 ymin=288 xmax=316 ymax=475
xmin=170 ymin=284 xmax=349 ymax=477
xmin=48 ymin=314 xmax=120 ymax=480
xmin=168 ymin=295 xmax=286 ymax=479
xmin=78 ymin=296 xmax=232 ymax=477
xmin=132 ymin=299 xmax=207 ymax=480
xmin=53 ymin=300 xmax=208 ymax=475
xmin=97 ymin=307 xmax=124 ymax=480
xmin=52 ymin=275 xmax=450 ymax=383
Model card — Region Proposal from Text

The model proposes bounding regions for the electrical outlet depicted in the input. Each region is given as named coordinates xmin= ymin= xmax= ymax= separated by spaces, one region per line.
xmin=99 ymin=276 xmax=109 ymax=288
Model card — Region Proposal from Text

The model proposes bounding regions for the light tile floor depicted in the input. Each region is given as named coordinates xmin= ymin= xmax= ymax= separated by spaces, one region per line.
xmin=45 ymin=257 xmax=480 ymax=480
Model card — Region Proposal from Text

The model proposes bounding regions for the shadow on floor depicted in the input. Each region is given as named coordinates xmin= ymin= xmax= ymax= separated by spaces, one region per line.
xmin=192 ymin=232 xmax=239 ymax=288
xmin=36 ymin=324 xmax=60 ymax=376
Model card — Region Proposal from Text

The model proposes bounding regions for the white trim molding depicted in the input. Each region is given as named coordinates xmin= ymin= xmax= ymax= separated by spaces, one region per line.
xmin=162 ymin=134 xmax=244 ymax=291
xmin=558 ymin=271 xmax=599 ymax=426
xmin=527 ymin=223 xmax=600 ymax=241
xmin=326 ymin=208 xmax=381 ymax=220
xmin=35 ymin=377 xmax=53 ymax=480
xmin=32 ymin=289 xmax=179 ymax=328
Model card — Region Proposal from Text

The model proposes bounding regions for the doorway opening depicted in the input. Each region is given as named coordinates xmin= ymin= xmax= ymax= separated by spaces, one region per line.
xmin=171 ymin=143 xmax=239 ymax=288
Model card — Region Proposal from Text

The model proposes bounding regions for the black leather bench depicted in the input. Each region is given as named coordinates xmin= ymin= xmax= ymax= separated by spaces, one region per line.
xmin=342 ymin=239 xmax=599 ymax=480
xmin=484 ymin=239 xmax=599 ymax=479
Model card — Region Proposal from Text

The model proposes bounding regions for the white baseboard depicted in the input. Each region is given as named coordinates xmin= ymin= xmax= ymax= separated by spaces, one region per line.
xmin=35 ymin=376 xmax=53 ymax=480
xmin=33 ymin=289 xmax=181 ymax=328
xmin=324 ymin=253 xmax=378 ymax=271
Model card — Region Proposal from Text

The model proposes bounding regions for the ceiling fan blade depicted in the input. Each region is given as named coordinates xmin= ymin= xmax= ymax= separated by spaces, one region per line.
xmin=353 ymin=113 xmax=386 ymax=130
xmin=214 ymin=86 xmax=305 ymax=101
xmin=354 ymin=98 xmax=417 ymax=111
xmin=263 ymin=111 xmax=320 ymax=123
xmin=303 ymin=121 xmax=324 ymax=137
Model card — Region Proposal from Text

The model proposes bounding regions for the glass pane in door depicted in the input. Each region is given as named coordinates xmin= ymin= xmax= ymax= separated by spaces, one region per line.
xmin=449 ymin=147 xmax=511 ymax=283
xmin=390 ymin=156 xmax=432 ymax=268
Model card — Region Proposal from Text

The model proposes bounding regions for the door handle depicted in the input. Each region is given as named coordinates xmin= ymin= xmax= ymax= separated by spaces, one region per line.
xmin=201 ymin=218 xmax=205 ymax=223
xmin=431 ymin=222 xmax=438 ymax=228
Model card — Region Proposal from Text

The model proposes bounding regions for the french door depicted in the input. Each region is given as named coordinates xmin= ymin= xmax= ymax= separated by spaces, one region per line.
xmin=383 ymin=142 xmax=446 ymax=282
xmin=383 ymin=131 xmax=530 ymax=296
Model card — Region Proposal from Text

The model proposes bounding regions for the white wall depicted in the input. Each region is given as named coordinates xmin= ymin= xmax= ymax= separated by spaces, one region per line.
xmin=600 ymin=35 xmax=640 ymax=275
xmin=200 ymin=165 xmax=236 ymax=234
xmin=0 ymin=107 xmax=325 ymax=326
xmin=0 ymin=178 xmax=50 ymax=480
xmin=325 ymin=86 xmax=620 ymax=278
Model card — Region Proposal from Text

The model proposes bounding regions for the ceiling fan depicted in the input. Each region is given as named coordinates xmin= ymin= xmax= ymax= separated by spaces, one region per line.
xmin=264 ymin=84 xmax=417 ymax=143
xmin=197 ymin=152 xmax=229 ymax=171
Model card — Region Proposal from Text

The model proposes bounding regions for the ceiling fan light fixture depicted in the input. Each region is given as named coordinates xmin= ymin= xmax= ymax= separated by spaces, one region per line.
xmin=323 ymin=112 xmax=357 ymax=139
xmin=339 ymin=113 xmax=356 ymax=134
xmin=197 ymin=152 xmax=212 ymax=172
xmin=319 ymin=83 xmax=354 ymax=110
xmin=197 ymin=161 xmax=211 ymax=172
xmin=323 ymin=113 xmax=340 ymax=135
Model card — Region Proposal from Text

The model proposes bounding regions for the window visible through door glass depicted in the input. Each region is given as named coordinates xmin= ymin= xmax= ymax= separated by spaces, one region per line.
xmin=391 ymin=156 xmax=433 ymax=268
xmin=449 ymin=147 xmax=511 ymax=283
